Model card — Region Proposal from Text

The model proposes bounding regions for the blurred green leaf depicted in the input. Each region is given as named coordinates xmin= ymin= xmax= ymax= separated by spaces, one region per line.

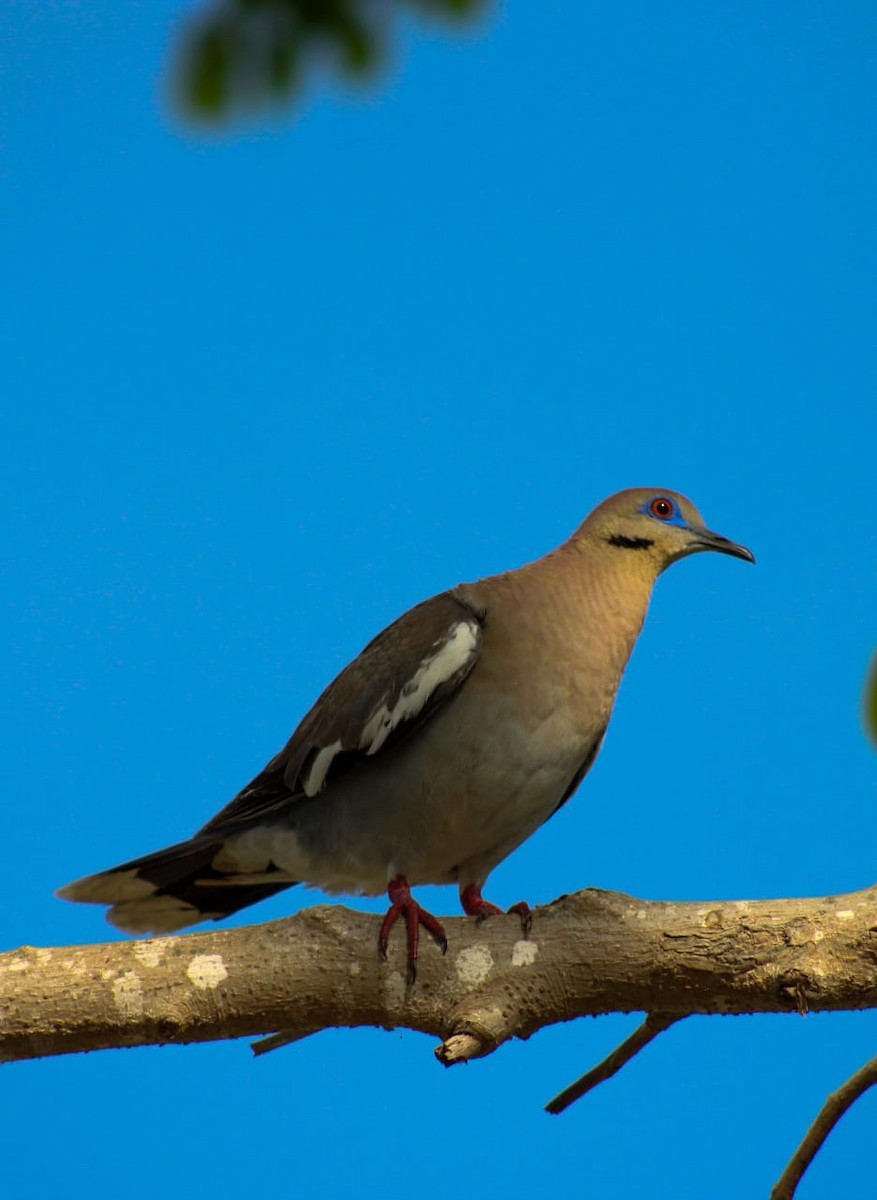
xmin=174 ymin=0 xmax=488 ymax=123
xmin=865 ymin=652 xmax=877 ymax=749
xmin=186 ymin=24 xmax=233 ymax=114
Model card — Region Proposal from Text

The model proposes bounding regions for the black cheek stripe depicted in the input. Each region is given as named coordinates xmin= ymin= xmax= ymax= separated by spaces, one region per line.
xmin=606 ymin=535 xmax=655 ymax=551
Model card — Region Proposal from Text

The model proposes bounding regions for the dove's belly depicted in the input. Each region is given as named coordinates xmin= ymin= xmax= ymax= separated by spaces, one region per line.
xmin=220 ymin=662 xmax=611 ymax=896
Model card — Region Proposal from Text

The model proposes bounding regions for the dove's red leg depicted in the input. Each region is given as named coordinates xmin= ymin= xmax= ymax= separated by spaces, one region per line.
xmin=379 ymin=874 xmax=448 ymax=983
xmin=460 ymin=883 xmax=533 ymax=935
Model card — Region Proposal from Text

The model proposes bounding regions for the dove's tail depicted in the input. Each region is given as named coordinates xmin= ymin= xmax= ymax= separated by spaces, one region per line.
xmin=57 ymin=836 xmax=297 ymax=935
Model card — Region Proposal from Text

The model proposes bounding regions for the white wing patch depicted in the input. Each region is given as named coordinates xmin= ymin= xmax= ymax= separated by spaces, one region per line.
xmin=362 ymin=619 xmax=479 ymax=755
xmin=301 ymin=739 xmax=343 ymax=798
xmin=298 ymin=617 xmax=479 ymax=796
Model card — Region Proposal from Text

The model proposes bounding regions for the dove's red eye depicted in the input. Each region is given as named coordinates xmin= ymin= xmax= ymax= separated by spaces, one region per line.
xmin=650 ymin=497 xmax=674 ymax=519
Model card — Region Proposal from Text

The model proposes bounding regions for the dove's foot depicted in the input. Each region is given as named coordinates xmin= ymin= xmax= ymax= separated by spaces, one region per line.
xmin=460 ymin=883 xmax=533 ymax=936
xmin=379 ymin=874 xmax=448 ymax=984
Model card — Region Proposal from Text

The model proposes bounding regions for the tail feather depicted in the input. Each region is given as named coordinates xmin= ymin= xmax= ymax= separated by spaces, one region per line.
xmin=57 ymin=836 xmax=298 ymax=935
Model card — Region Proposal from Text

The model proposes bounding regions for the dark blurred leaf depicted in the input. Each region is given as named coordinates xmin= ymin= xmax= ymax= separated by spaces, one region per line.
xmin=865 ymin=652 xmax=877 ymax=749
xmin=269 ymin=34 xmax=299 ymax=96
xmin=185 ymin=24 xmax=234 ymax=115
xmin=174 ymin=0 xmax=488 ymax=123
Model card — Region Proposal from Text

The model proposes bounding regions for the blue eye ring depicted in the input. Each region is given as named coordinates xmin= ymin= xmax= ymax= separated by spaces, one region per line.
xmin=649 ymin=496 xmax=675 ymax=520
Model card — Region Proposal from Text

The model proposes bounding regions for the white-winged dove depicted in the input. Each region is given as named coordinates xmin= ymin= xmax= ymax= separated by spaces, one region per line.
xmin=59 ymin=488 xmax=753 ymax=979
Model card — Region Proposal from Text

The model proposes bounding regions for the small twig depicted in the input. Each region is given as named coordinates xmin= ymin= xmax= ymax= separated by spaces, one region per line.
xmin=545 ymin=1012 xmax=686 ymax=1115
xmin=771 ymin=1052 xmax=877 ymax=1200
xmin=251 ymin=1027 xmax=321 ymax=1056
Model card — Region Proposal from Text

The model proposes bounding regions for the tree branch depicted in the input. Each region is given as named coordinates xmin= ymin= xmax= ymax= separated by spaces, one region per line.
xmin=545 ymin=1012 xmax=687 ymax=1114
xmin=4 ymin=885 xmax=877 ymax=1066
xmin=770 ymin=1052 xmax=877 ymax=1200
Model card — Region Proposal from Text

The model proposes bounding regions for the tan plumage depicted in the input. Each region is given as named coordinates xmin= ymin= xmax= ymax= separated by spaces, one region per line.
xmin=59 ymin=488 xmax=753 ymax=977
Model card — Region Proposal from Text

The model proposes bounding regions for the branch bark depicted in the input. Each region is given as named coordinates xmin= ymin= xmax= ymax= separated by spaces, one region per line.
xmin=4 ymin=885 xmax=877 ymax=1065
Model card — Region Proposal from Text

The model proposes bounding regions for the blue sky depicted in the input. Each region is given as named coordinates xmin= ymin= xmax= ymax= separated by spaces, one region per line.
xmin=2 ymin=2 xmax=876 ymax=1196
